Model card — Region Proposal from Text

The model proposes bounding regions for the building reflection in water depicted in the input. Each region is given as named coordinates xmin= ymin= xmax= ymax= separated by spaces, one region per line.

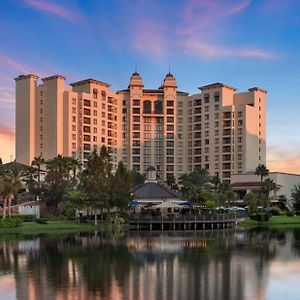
xmin=0 ymin=229 xmax=299 ymax=300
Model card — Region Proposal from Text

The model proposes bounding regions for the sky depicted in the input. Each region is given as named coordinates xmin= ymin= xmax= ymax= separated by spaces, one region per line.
xmin=0 ymin=0 xmax=300 ymax=172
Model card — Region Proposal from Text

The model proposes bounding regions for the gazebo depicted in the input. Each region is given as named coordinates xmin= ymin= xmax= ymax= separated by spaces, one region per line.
xmin=131 ymin=166 xmax=183 ymax=205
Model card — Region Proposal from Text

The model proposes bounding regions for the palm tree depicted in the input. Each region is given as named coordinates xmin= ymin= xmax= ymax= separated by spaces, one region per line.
xmin=262 ymin=178 xmax=280 ymax=211
xmin=255 ymin=164 xmax=269 ymax=188
xmin=31 ymin=155 xmax=45 ymax=187
xmin=0 ymin=176 xmax=21 ymax=218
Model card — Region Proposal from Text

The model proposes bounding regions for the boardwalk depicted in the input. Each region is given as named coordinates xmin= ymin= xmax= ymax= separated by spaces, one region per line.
xmin=129 ymin=213 xmax=244 ymax=230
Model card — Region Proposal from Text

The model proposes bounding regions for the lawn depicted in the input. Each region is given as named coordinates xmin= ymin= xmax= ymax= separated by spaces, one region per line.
xmin=0 ymin=221 xmax=100 ymax=235
xmin=240 ymin=216 xmax=300 ymax=227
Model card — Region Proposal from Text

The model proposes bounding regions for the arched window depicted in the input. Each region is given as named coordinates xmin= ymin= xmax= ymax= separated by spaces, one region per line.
xmin=154 ymin=100 xmax=163 ymax=114
xmin=143 ymin=100 xmax=151 ymax=113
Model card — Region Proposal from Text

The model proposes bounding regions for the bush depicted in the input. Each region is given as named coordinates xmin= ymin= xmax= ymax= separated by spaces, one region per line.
xmin=15 ymin=215 xmax=36 ymax=222
xmin=279 ymin=210 xmax=287 ymax=216
xmin=295 ymin=211 xmax=300 ymax=216
xmin=0 ymin=217 xmax=23 ymax=228
xmin=287 ymin=210 xmax=295 ymax=217
xmin=36 ymin=218 xmax=48 ymax=224
xmin=269 ymin=208 xmax=280 ymax=216
xmin=250 ymin=213 xmax=270 ymax=222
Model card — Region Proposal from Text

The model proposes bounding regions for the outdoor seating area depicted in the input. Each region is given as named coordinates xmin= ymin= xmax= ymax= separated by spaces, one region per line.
xmin=129 ymin=201 xmax=246 ymax=230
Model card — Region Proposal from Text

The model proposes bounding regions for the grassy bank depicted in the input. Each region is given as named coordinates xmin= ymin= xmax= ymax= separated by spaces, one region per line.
xmin=240 ymin=216 xmax=300 ymax=227
xmin=0 ymin=221 xmax=101 ymax=235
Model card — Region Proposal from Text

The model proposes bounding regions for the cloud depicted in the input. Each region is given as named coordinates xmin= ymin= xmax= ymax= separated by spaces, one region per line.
xmin=0 ymin=54 xmax=36 ymax=74
xmin=267 ymin=146 xmax=300 ymax=174
xmin=0 ymin=124 xmax=15 ymax=139
xmin=184 ymin=40 xmax=276 ymax=59
xmin=125 ymin=0 xmax=277 ymax=59
xmin=20 ymin=0 xmax=84 ymax=23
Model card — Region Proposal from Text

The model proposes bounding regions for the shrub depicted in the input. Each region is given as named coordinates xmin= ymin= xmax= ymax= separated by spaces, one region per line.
xmin=36 ymin=218 xmax=48 ymax=224
xmin=0 ymin=217 xmax=23 ymax=228
xmin=250 ymin=213 xmax=270 ymax=222
xmin=287 ymin=210 xmax=295 ymax=217
xmin=269 ymin=208 xmax=280 ymax=216
xmin=279 ymin=210 xmax=287 ymax=216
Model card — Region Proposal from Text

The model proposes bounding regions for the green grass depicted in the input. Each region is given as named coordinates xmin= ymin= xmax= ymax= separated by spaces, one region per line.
xmin=0 ymin=221 xmax=100 ymax=235
xmin=240 ymin=216 xmax=300 ymax=227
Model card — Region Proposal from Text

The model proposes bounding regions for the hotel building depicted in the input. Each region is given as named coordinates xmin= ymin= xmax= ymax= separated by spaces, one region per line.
xmin=15 ymin=72 xmax=266 ymax=182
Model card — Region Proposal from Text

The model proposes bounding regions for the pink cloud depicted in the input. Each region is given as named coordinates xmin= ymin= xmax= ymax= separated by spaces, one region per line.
xmin=21 ymin=0 xmax=84 ymax=23
xmin=184 ymin=40 xmax=276 ymax=59
xmin=131 ymin=19 xmax=167 ymax=57
xmin=0 ymin=54 xmax=35 ymax=74
xmin=267 ymin=146 xmax=300 ymax=174
xmin=0 ymin=124 xmax=15 ymax=138
xmin=127 ymin=0 xmax=277 ymax=59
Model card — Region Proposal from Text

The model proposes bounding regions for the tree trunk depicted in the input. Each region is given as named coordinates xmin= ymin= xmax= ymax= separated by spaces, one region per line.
xmin=8 ymin=196 xmax=12 ymax=217
xmin=2 ymin=196 xmax=7 ymax=219
xmin=94 ymin=209 xmax=98 ymax=226
xmin=101 ymin=208 xmax=104 ymax=223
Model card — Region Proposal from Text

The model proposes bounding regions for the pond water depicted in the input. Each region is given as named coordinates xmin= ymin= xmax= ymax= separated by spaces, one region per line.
xmin=1 ymin=228 xmax=300 ymax=300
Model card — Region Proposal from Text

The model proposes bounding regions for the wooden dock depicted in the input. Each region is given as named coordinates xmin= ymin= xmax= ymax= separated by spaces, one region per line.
xmin=129 ymin=214 xmax=243 ymax=230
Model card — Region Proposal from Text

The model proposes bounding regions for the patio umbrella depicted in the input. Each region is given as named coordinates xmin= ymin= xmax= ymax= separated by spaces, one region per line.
xmin=130 ymin=201 xmax=142 ymax=207
xmin=179 ymin=200 xmax=197 ymax=206
xmin=152 ymin=202 xmax=182 ymax=209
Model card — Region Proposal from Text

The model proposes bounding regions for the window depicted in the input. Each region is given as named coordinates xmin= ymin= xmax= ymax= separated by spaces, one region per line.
xmin=238 ymin=119 xmax=243 ymax=126
xmin=144 ymin=125 xmax=151 ymax=131
xmin=155 ymin=133 xmax=162 ymax=139
xmin=72 ymin=98 xmax=76 ymax=105
xmin=93 ymin=89 xmax=98 ymax=99
xmin=144 ymin=117 xmax=151 ymax=123
xmin=167 ymin=157 xmax=174 ymax=163
xmin=133 ymin=140 xmax=140 ymax=147
xmin=133 ymin=99 xmax=140 ymax=106
xmin=133 ymin=124 xmax=140 ymax=130
xmin=155 ymin=125 xmax=163 ymax=131
xmin=155 ymin=100 xmax=163 ymax=114
xmin=204 ymin=94 xmax=210 ymax=103
xmin=133 ymin=108 xmax=140 ymax=114
xmin=133 ymin=116 xmax=140 ymax=122
xmin=167 ymin=125 xmax=174 ymax=131
xmin=72 ymin=134 xmax=76 ymax=140
xmin=143 ymin=100 xmax=151 ymax=113
xmin=167 ymin=109 xmax=174 ymax=115
xmin=72 ymin=125 xmax=76 ymax=131
xmin=167 ymin=149 xmax=174 ymax=155
xmin=214 ymin=105 xmax=219 ymax=111
xmin=167 ymin=117 xmax=174 ymax=123
xmin=167 ymin=100 xmax=174 ymax=107
xmin=72 ymin=116 xmax=76 ymax=122
xmin=84 ymin=99 xmax=91 ymax=107
xmin=94 ymin=102 xmax=97 ymax=108
xmin=72 ymin=143 xmax=76 ymax=149
xmin=144 ymin=133 xmax=151 ymax=139
xmin=205 ymin=106 xmax=209 ymax=112
xmin=133 ymin=132 xmax=140 ymax=138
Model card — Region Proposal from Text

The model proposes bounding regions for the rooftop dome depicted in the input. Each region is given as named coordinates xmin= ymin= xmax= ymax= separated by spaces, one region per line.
xmin=163 ymin=72 xmax=177 ymax=88
xmin=128 ymin=71 xmax=143 ymax=88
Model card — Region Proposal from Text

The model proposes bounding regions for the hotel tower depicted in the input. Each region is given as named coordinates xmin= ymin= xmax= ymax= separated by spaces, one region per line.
xmin=15 ymin=72 xmax=266 ymax=182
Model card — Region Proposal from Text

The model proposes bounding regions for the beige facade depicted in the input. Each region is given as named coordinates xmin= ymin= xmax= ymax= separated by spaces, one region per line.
xmin=188 ymin=83 xmax=266 ymax=182
xmin=117 ymin=72 xmax=189 ymax=180
xmin=15 ymin=75 xmax=121 ymax=170
xmin=15 ymin=73 xmax=266 ymax=182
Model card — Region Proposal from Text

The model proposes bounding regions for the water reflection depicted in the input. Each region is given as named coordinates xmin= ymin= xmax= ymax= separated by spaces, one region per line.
xmin=0 ymin=228 xmax=300 ymax=300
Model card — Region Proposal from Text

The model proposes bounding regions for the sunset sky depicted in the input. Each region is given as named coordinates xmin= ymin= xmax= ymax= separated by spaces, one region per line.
xmin=0 ymin=0 xmax=300 ymax=173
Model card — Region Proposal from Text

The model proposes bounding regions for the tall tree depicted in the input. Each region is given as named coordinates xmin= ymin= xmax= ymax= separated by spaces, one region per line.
xmin=129 ymin=170 xmax=145 ymax=188
xmin=255 ymin=164 xmax=269 ymax=186
xmin=31 ymin=155 xmax=45 ymax=188
xmin=112 ymin=162 xmax=131 ymax=213
xmin=292 ymin=184 xmax=300 ymax=212
xmin=81 ymin=146 xmax=113 ymax=225
xmin=42 ymin=155 xmax=75 ymax=213
xmin=179 ymin=169 xmax=210 ymax=202
xmin=0 ymin=176 xmax=21 ymax=218
xmin=278 ymin=195 xmax=288 ymax=211
xmin=166 ymin=174 xmax=178 ymax=191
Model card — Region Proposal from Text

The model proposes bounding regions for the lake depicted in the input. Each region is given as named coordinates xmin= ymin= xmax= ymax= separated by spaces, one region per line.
xmin=1 ymin=228 xmax=300 ymax=300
